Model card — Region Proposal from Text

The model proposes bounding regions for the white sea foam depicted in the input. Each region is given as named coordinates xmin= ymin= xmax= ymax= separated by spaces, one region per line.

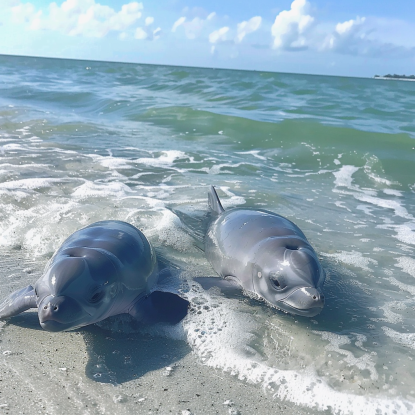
xmin=332 ymin=165 xmax=415 ymax=246
xmin=324 ymin=250 xmax=378 ymax=272
xmin=388 ymin=277 xmax=415 ymax=295
xmin=72 ymin=180 xmax=133 ymax=199
xmin=382 ymin=327 xmax=415 ymax=350
xmin=333 ymin=165 xmax=359 ymax=188
xmin=394 ymin=256 xmax=415 ymax=277
xmin=359 ymin=194 xmax=412 ymax=219
xmin=376 ymin=302 xmax=405 ymax=324
xmin=383 ymin=189 xmax=403 ymax=197
xmin=144 ymin=208 xmax=195 ymax=251
xmin=236 ymin=150 xmax=267 ymax=160
xmin=0 ymin=178 xmax=63 ymax=190
xmin=314 ymin=331 xmax=378 ymax=380
xmin=182 ymin=283 xmax=413 ymax=415
xmin=378 ymin=223 xmax=415 ymax=246
xmin=136 ymin=150 xmax=189 ymax=168
xmin=217 ymin=186 xmax=246 ymax=207
xmin=88 ymin=154 xmax=132 ymax=170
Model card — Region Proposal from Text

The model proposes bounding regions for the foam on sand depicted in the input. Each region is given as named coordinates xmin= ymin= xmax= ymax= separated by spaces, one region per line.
xmin=182 ymin=282 xmax=413 ymax=415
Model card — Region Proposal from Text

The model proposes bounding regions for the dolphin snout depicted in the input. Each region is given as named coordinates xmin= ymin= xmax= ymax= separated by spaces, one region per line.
xmin=38 ymin=295 xmax=84 ymax=331
xmin=282 ymin=287 xmax=324 ymax=317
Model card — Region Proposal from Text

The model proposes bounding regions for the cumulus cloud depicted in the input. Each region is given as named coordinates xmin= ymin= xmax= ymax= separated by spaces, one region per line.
xmin=10 ymin=0 xmax=143 ymax=38
xmin=134 ymin=27 xmax=147 ymax=40
xmin=183 ymin=17 xmax=205 ymax=39
xmin=235 ymin=16 xmax=261 ymax=43
xmin=336 ymin=16 xmax=366 ymax=35
xmin=171 ymin=9 xmax=216 ymax=39
xmin=135 ymin=17 xmax=161 ymax=41
xmin=319 ymin=16 xmax=410 ymax=57
xmin=145 ymin=16 xmax=154 ymax=26
xmin=271 ymin=0 xmax=314 ymax=50
xmin=209 ymin=26 xmax=229 ymax=44
xmin=322 ymin=16 xmax=368 ymax=53
xmin=172 ymin=16 xmax=185 ymax=32
xmin=10 ymin=2 xmax=37 ymax=24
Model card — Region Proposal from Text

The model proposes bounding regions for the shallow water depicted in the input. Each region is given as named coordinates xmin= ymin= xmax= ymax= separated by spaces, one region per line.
xmin=0 ymin=54 xmax=415 ymax=414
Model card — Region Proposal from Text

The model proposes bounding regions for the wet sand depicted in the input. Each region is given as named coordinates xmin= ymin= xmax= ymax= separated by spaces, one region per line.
xmin=0 ymin=252 xmax=313 ymax=415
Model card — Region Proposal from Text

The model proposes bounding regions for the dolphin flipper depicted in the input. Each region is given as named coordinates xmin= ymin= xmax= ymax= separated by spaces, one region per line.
xmin=0 ymin=285 xmax=37 ymax=319
xmin=194 ymin=277 xmax=245 ymax=299
xmin=129 ymin=291 xmax=189 ymax=325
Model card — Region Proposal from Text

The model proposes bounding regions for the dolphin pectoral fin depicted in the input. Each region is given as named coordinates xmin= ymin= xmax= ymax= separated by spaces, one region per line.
xmin=0 ymin=285 xmax=37 ymax=319
xmin=194 ymin=277 xmax=244 ymax=298
xmin=129 ymin=291 xmax=189 ymax=325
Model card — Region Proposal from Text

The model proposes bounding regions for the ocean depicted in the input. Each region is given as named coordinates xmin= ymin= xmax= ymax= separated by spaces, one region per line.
xmin=0 ymin=54 xmax=414 ymax=415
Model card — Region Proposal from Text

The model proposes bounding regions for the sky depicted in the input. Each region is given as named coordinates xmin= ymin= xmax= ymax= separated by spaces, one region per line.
xmin=0 ymin=0 xmax=414 ymax=77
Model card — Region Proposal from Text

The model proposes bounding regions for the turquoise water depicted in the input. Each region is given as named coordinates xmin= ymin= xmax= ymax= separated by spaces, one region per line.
xmin=0 ymin=54 xmax=415 ymax=414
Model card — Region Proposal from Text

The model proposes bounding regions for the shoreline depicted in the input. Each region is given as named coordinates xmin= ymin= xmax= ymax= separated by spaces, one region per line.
xmin=374 ymin=76 xmax=415 ymax=82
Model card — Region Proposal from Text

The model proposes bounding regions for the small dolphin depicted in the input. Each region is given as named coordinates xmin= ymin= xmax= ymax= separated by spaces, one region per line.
xmin=194 ymin=187 xmax=325 ymax=317
xmin=0 ymin=220 xmax=189 ymax=331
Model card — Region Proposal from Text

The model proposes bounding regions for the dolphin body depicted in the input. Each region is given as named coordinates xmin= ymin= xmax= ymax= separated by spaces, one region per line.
xmin=0 ymin=221 xmax=189 ymax=331
xmin=195 ymin=187 xmax=326 ymax=317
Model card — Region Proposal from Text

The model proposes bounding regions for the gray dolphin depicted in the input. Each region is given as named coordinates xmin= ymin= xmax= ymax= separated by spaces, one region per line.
xmin=0 ymin=220 xmax=189 ymax=331
xmin=194 ymin=187 xmax=325 ymax=317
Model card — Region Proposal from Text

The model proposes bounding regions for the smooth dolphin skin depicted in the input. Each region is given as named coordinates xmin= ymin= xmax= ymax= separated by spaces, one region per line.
xmin=203 ymin=187 xmax=326 ymax=317
xmin=0 ymin=221 xmax=188 ymax=331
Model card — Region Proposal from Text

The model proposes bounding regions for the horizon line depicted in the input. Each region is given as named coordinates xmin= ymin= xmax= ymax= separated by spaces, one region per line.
xmin=0 ymin=53 xmax=374 ymax=81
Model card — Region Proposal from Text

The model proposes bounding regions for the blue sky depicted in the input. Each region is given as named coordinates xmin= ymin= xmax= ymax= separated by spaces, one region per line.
xmin=1 ymin=0 xmax=414 ymax=77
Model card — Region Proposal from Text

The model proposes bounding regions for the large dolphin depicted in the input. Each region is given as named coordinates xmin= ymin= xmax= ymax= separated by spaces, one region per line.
xmin=0 ymin=220 xmax=189 ymax=331
xmin=194 ymin=187 xmax=325 ymax=317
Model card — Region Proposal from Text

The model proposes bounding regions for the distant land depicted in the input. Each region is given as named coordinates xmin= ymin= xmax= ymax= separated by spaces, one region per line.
xmin=374 ymin=74 xmax=415 ymax=81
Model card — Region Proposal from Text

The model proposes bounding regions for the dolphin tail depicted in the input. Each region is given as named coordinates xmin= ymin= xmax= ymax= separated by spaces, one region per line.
xmin=208 ymin=186 xmax=224 ymax=215
xmin=0 ymin=285 xmax=37 ymax=319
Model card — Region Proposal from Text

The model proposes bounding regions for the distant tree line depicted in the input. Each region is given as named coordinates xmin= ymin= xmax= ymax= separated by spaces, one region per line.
xmin=374 ymin=74 xmax=415 ymax=79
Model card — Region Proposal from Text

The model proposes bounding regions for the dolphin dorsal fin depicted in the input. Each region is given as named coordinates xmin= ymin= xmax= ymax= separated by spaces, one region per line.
xmin=208 ymin=186 xmax=225 ymax=215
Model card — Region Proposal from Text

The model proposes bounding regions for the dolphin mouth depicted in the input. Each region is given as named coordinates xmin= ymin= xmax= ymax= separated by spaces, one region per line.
xmin=276 ymin=302 xmax=324 ymax=317
xmin=277 ymin=287 xmax=325 ymax=317
xmin=39 ymin=319 xmax=84 ymax=332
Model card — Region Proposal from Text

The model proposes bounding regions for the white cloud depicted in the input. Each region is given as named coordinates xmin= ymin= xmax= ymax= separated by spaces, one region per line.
xmin=172 ymin=16 xmax=185 ymax=32
xmin=235 ymin=16 xmax=261 ymax=43
xmin=153 ymin=27 xmax=161 ymax=40
xmin=134 ymin=17 xmax=160 ymax=41
xmin=1 ymin=0 xmax=20 ymax=7
xmin=145 ymin=16 xmax=154 ymax=26
xmin=336 ymin=16 xmax=366 ymax=35
xmin=271 ymin=0 xmax=314 ymax=50
xmin=183 ymin=17 xmax=205 ymax=39
xmin=11 ymin=0 xmax=143 ymax=38
xmin=134 ymin=27 xmax=147 ymax=40
xmin=323 ymin=16 xmax=366 ymax=51
xmin=209 ymin=26 xmax=229 ymax=44
xmin=11 ymin=2 xmax=37 ymax=24
xmin=322 ymin=16 xmax=374 ymax=55
xmin=171 ymin=10 xmax=216 ymax=40
xmin=320 ymin=15 xmax=415 ymax=57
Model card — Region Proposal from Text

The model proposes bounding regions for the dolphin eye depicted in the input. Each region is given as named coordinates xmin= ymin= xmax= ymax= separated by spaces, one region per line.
xmin=89 ymin=289 xmax=104 ymax=304
xmin=269 ymin=272 xmax=287 ymax=290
